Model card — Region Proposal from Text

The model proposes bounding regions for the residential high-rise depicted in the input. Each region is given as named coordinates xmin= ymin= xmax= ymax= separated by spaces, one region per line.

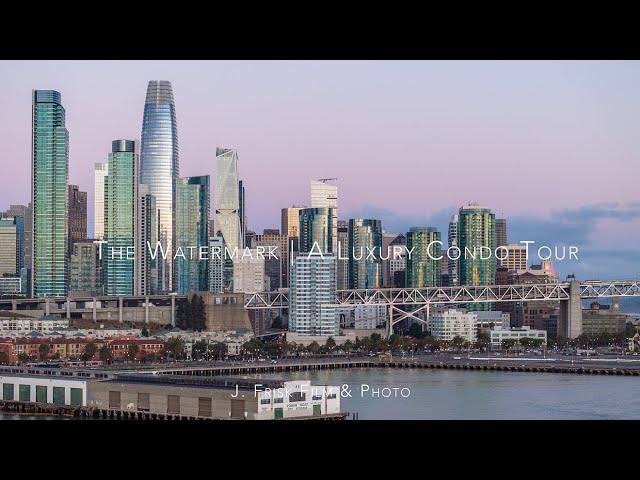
xmin=175 ymin=176 xmax=210 ymax=294
xmin=310 ymin=180 xmax=337 ymax=254
xmin=255 ymin=229 xmax=288 ymax=290
xmin=429 ymin=309 xmax=478 ymax=343
xmin=458 ymin=204 xmax=496 ymax=287
xmin=67 ymin=185 xmax=87 ymax=258
xmin=348 ymin=219 xmax=383 ymax=289
xmin=289 ymin=254 xmax=338 ymax=336
xmin=93 ymin=162 xmax=108 ymax=240
xmin=140 ymin=80 xmax=179 ymax=292
xmin=337 ymin=220 xmax=349 ymax=290
xmin=499 ymin=243 xmax=528 ymax=271
xmin=0 ymin=217 xmax=19 ymax=276
xmin=406 ymin=227 xmax=441 ymax=288
xmin=214 ymin=148 xmax=242 ymax=254
xmin=69 ymin=241 xmax=102 ymax=296
xmin=103 ymin=140 xmax=138 ymax=296
xmin=0 ymin=206 xmax=27 ymax=277
xmin=233 ymin=249 xmax=268 ymax=293
xmin=447 ymin=214 xmax=459 ymax=286
xmin=388 ymin=234 xmax=407 ymax=288
xmin=136 ymin=185 xmax=158 ymax=295
xmin=299 ymin=207 xmax=337 ymax=254
xmin=207 ymin=236 xmax=229 ymax=293
xmin=31 ymin=90 xmax=69 ymax=297
xmin=496 ymin=218 xmax=507 ymax=247
xmin=281 ymin=206 xmax=304 ymax=238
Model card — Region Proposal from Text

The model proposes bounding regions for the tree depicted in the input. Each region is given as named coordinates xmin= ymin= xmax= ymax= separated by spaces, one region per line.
xmin=81 ymin=342 xmax=98 ymax=363
xmin=176 ymin=298 xmax=192 ymax=330
xmin=141 ymin=327 xmax=149 ymax=337
xmin=164 ymin=337 xmax=185 ymax=360
xmin=17 ymin=353 xmax=30 ymax=364
xmin=452 ymin=336 xmax=465 ymax=349
xmin=501 ymin=339 xmax=517 ymax=350
xmin=127 ymin=343 xmax=139 ymax=361
xmin=343 ymin=339 xmax=354 ymax=352
xmin=389 ymin=334 xmax=403 ymax=351
xmin=242 ymin=338 xmax=264 ymax=358
xmin=0 ymin=352 xmax=9 ymax=365
xmin=38 ymin=343 xmax=51 ymax=361
xmin=325 ymin=337 xmax=336 ymax=352
xmin=99 ymin=345 xmax=113 ymax=364
xmin=370 ymin=333 xmax=383 ymax=351
xmin=192 ymin=340 xmax=209 ymax=360
xmin=306 ymin=341 xmax=320 ymax=354
xmin=408 ymin=323 xmax=426 ymax=339
xmin=209 ymin=342 xmax=228 ymax=360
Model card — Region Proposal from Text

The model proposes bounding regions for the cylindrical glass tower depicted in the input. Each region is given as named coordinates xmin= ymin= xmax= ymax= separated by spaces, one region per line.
xmin=140 ymin=80 xmax=179 ymax=292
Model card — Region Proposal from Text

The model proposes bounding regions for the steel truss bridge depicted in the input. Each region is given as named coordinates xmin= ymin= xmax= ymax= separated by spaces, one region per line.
xmin=244 ymin=280 xmax=640 ymax=337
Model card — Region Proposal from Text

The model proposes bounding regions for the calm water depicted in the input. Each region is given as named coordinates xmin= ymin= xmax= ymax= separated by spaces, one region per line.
xmin=263 ymin=368 xmax=640 ymax=420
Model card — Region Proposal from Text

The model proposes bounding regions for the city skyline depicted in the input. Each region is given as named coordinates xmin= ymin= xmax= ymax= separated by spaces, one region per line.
xmin=0 ymin=61 xmax=639 ymax=279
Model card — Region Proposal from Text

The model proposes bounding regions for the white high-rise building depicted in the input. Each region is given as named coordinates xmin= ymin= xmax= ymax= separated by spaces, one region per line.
xmin=310 ymin=179 xmax=337 ymax=257
xmin=214 ymin=148 xmax=243 ymax=253
xmin=232 ymin=249 xmax=268 ymax=294
xmin=289 ymin=254 xmax=338 ymax=336
xmin=447 ymin=214 xmax=459 ymax=286
xmin=429 ymin=309 xmax=477 ymax=343
xmin=93 ymin=162 xmax=108 ymax=240
xmin=354 ymin=305 xmax=387 ymax=330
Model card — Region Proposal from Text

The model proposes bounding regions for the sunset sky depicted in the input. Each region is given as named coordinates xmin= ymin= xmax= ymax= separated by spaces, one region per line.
xmin=0 ymin=61 xmax=638 ymax=279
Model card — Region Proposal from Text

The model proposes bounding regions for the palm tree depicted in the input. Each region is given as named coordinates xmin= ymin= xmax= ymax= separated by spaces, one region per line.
xmin=81 ymin=342 xmax=98 ymax=363
xmin=38 ymin=343 xmax=51 ymax=361
xmin=98 ymin=345 xmax=113 ymax=364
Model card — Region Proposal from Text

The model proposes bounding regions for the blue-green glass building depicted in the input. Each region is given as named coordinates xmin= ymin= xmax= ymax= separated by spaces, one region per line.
xmin=348 ymin=218 xmax=382 ymax=289
xmin=103 ymin=140 xmax=138 ymax=296
xmin=31 ymin=90 xmax=69 ymax=297
xmin=175 ymin=176 xmax=210 ymax=294
xmin=406 ymin=227 xmax=442 ymax=288
xmin=299 ymin=207 xmax=336 ymax=254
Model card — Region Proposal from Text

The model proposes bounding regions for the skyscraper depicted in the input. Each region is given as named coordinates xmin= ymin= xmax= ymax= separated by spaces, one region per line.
xmin=93 ymin=162 xmax=108 ymax=240
xmin=281 ymin=206 xmax=305 ymax=238
xmin=447 ymin=214 xmax=459 ymax=287
xmin=337 ymin=220 xmax=349 ymax=290
xmin=67 ymin=185 xmax=87 ymax=258
xmin=103 ymin=140 xmax=138 ymax=296
xmin=0 ymin=217 xmax=19 ymax=276
xmin=496 ymin=218 xmax=507 ymax=247
xmin=140 ymin=80 xmax=179 ymax=292
xmin=255 ymin=229 xmax=288 ymax=290
xmin=175 ymin=175 xmax=210 ymax=294
xmin=299 ymin=207 xmax=337 ymax=254
xmin=238 ymin=179 xmax=246 ymax=243
xmin=458 ymin=203 xmax=496 ymax=286
xmin=214 ymin=148 xmax=242 ymax=253
xmin=31 ymin=90 xmax=69 ymax=297
xmin=406 ymin=227 xmax=442 ymax=288
xmin=348 ymin=219 xmax=383 ymax=289
xmin=310 ymin=179 xmax=337 ymax=254
xmin=136 ymin=184 xmax=158 ymax=295
xmin=70 ymin=241 xmax=102 ymax=296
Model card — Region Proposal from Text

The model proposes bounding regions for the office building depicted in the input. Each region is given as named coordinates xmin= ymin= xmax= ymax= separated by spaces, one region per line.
xmin=31 ymin=90 xmax=69 ymax=297
xmin=337 ymin=220 xmax=349 ymax=290
xmin=289 ymin=254 xmax=338 ymax=336
xmin=136 ymin=185 xmax=158 ymax=295
xmin=255 ymin=229 xmax=287 ymax=290
xmin=214 ymin=148 xmax=243 ymax=253
xmin=175 ymin=176 xmax=210 ymax=294
xmin=281 ymin=206 xmax=305 ymax=238
xmin=299 ymin=207 xmax=337 ymax=254
xmin=310 ymin=179 xmax=337 ymax=253
xmin=69 ymin=241 xmax=102 ymax=296
xmin=490 ymin=326 xmax=547 ymax=348
xmin=93 ymin=162 xmax=108 ymax=240
xmin=238 ymin=180 xmax=246 ymax=243
xmin=140 ymin=80 xmax=179 ymax=292
xmin=496 ymin=218 xmax=507 ymax=247
xmin=103 ymin=140 xmax=138 ymax=296
xmin=348 ymin=218 xmax=382 ymax=289
xmin=458 ymin=204 xmax=496 ymax=300
xmin=499 ymin=243 xmax=528 ymax=271
xmin=354 ymin=304 xmax=387 ymax=330
xmin=429 ymin=309 xmax=477 ymax=343
xmin=447 ymin=214 xmax=459 ymax=286
xmin=0 ymin=217 xmax=21 ymax=276
xmin=67 ymin=185 xmax=87 ymax=258
xmin=232 ymin=249 xmax=268 ymax=294
xmin=406 ymin=227 xmax=441 ymax=288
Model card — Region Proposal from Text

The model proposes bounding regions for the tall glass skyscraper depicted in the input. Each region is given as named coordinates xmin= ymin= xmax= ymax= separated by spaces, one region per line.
xmin=140 ymin=80 xmax=179 ymax=292
xmin=299 ymin=207 xmax=337 ymax=254
xmin=214 ymin=148 xmax=242 ymax=253
xmin=458 ymin=204 xmax=496 ymax=286
xmin=406 ymin=227 xmax=441 ymax=288
xmin=175 ymin=175 xmax=210 ymax=294
xmin=136 ymin=184 xmax=158 ymax=295
xmin=93 ymin=162 xmax=108 ymax=240
xmin=31 ymin=90 xmax=69 ymax=297
xmin=103 ymin=140 xmax=138 ymax=296
xmin=348 ymin=218 xmax=382 ymax=289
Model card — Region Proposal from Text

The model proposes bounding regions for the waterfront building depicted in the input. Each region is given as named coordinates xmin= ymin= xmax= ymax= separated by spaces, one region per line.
xmin=232 ymin=249 xmax=268 ymax=294
xmin=499 ymin=243 xmax=528 ymax=271
xmin=69 ymin=241 xmax=102 ymax=296
xmin=582 ymin=301 xmax=628 ymax=335
xmin=496 ymin=218 xmax=507 ymax=247
xmin=214 ymin=148 xmax=243 ymax=254
xmin=175 ymin=176 xmax=210 ymax=294
xmin=140 ymin=80 xmax=179 ymax=292
xmin=0 ymin=316 xmax=70 ymax=334
xmin=348 ymin=219 xmax=383 ymax=289
xmin=490 ymin=325 xmax=547 ymax=348
xmin=447 ymin=214 xmax=459 ymax=286
xmin=289 ymin=254 xmax=338 ymax=336
xmin=406 ymin=227 xmax=441 ymax=288
xmin=354 ymin=304 xmax=387 ymax=330
xmin=429 ymin=309 xmax=477 ymax=343
xmin=67 ymin=185 xmax=87 ymax=258
xmin=103 ymin=140 xmax=138 ymax=296
xmin=337 ymin=221 xmax=349 ymax=290
xmin=299 ymin=207 xmax=337 ymax=254
xmin=469 ymin=310 xmax=511 ymax=331
xmin=31 ymin=90 xmax=69 ymax=297
xmin=458 ymin=204 xmax=496 ymax=287
xmin=93 ymin=162 xmax=108 ymax=240
xmin=0 ymin=372 xmax=88 ymax=406
xmin=506 ymin=261 xmax=559 ymax=331
xmin=136 ymin=185 xmax=158 ymax=295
